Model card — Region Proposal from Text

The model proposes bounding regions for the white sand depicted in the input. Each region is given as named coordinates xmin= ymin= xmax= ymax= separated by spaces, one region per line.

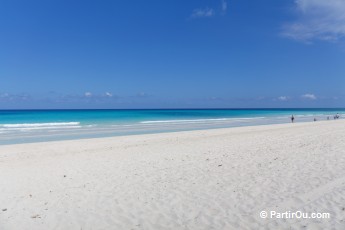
xmin=1 ymin=120 xmax=345 ymax=229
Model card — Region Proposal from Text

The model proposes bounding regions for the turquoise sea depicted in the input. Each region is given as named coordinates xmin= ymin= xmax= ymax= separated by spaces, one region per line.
xmin=0 ymin=109 xmax=344 ymax=145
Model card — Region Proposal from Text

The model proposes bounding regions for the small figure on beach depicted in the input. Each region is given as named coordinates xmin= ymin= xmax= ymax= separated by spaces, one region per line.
xmin=291 ymin=115 xmax=295 ymax=123
xmin=327 ymin=116 xmax=330 ymax=120
xmin=314 ymin=118 xmax=317 ymax=122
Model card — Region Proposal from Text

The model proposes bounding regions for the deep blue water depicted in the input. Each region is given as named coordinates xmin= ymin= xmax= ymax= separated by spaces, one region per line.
xmin=0 ymin=109 xmax=344 ymax=144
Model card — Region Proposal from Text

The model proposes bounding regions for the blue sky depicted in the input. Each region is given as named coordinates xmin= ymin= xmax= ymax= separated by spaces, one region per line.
xmin=0 ymin=0 xmax=344 ymax=109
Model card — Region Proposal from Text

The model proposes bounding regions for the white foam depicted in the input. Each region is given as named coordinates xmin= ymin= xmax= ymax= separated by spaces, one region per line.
xmin=0 ymin=122 xmax=82 ymax=133
xmin=0 ymin=126 xmax=82 ymax=132
xmin=1 ymin=122 xmax=80 ymax=128
xmin=237 ymin=117 xmax=266 ymax=120
xmin=140 ymin=117 xmax=266 ymax=124
xmin=141 ymin=119 xmax=228 ymax=124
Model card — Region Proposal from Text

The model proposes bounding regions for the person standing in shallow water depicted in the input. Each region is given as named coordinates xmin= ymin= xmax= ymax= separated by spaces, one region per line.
xmin=291 ymin=115 xmax=295 ymax=123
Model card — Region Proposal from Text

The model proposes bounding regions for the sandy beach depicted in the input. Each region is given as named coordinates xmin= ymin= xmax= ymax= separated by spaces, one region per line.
xmin=1 ymin=120 xmax=345 ymax=229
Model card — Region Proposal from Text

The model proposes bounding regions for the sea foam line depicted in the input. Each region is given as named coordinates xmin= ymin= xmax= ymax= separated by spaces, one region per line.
xmin=0 ymin=122 xmax=80 ymax=128
xmin=140 ymin=117 xmax=266 ymax=124
xmin=0 ymin=126 xmax=82 ymax=132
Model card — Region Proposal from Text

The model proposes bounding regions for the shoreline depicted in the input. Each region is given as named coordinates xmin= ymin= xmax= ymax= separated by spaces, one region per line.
xmin=1 ymin=120 xmax=345 ymax=229
xmin=1 ymin=118 xmax=342 ymax=146
xmin=1 ymin=108 xmax=344 ymax=145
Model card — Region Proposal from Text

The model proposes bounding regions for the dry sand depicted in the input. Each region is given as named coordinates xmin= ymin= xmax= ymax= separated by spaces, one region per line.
xmin=1 ymin=120 xmax=345 ymax=229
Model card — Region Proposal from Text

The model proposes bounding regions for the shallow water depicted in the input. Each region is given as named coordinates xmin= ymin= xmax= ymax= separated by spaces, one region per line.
xmin=0 ymin=109 xmax=344 ymax=144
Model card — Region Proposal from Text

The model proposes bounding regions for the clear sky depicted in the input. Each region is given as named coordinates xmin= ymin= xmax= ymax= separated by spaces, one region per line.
xmin=0 ymin=0 xmax=344 ymax=109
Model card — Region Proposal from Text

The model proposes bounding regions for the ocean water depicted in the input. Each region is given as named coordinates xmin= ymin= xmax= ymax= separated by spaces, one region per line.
xmin=0 ymin=109 xmax=344 ymax=145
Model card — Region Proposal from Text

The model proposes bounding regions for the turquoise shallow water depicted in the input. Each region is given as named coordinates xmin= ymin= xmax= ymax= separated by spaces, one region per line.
xmin=0 ymin=109 xmax=344 ymax=145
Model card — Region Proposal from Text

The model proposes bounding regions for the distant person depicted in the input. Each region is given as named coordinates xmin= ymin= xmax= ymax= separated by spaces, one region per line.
xmin=314 ymin=118 xmax=317 ymax=122
xmin=327 ymin=116 xmax=330 ymax=120
xmin=291 ymin=115 xmax=295 ymax=123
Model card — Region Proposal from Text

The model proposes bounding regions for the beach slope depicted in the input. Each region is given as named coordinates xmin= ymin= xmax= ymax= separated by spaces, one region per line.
xmin=1 ymin=121 xmax=345 ymax=229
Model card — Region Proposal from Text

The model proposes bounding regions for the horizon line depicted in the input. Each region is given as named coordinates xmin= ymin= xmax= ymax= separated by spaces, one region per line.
xmin=1 ymin=107 xmax=345 ymax=111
